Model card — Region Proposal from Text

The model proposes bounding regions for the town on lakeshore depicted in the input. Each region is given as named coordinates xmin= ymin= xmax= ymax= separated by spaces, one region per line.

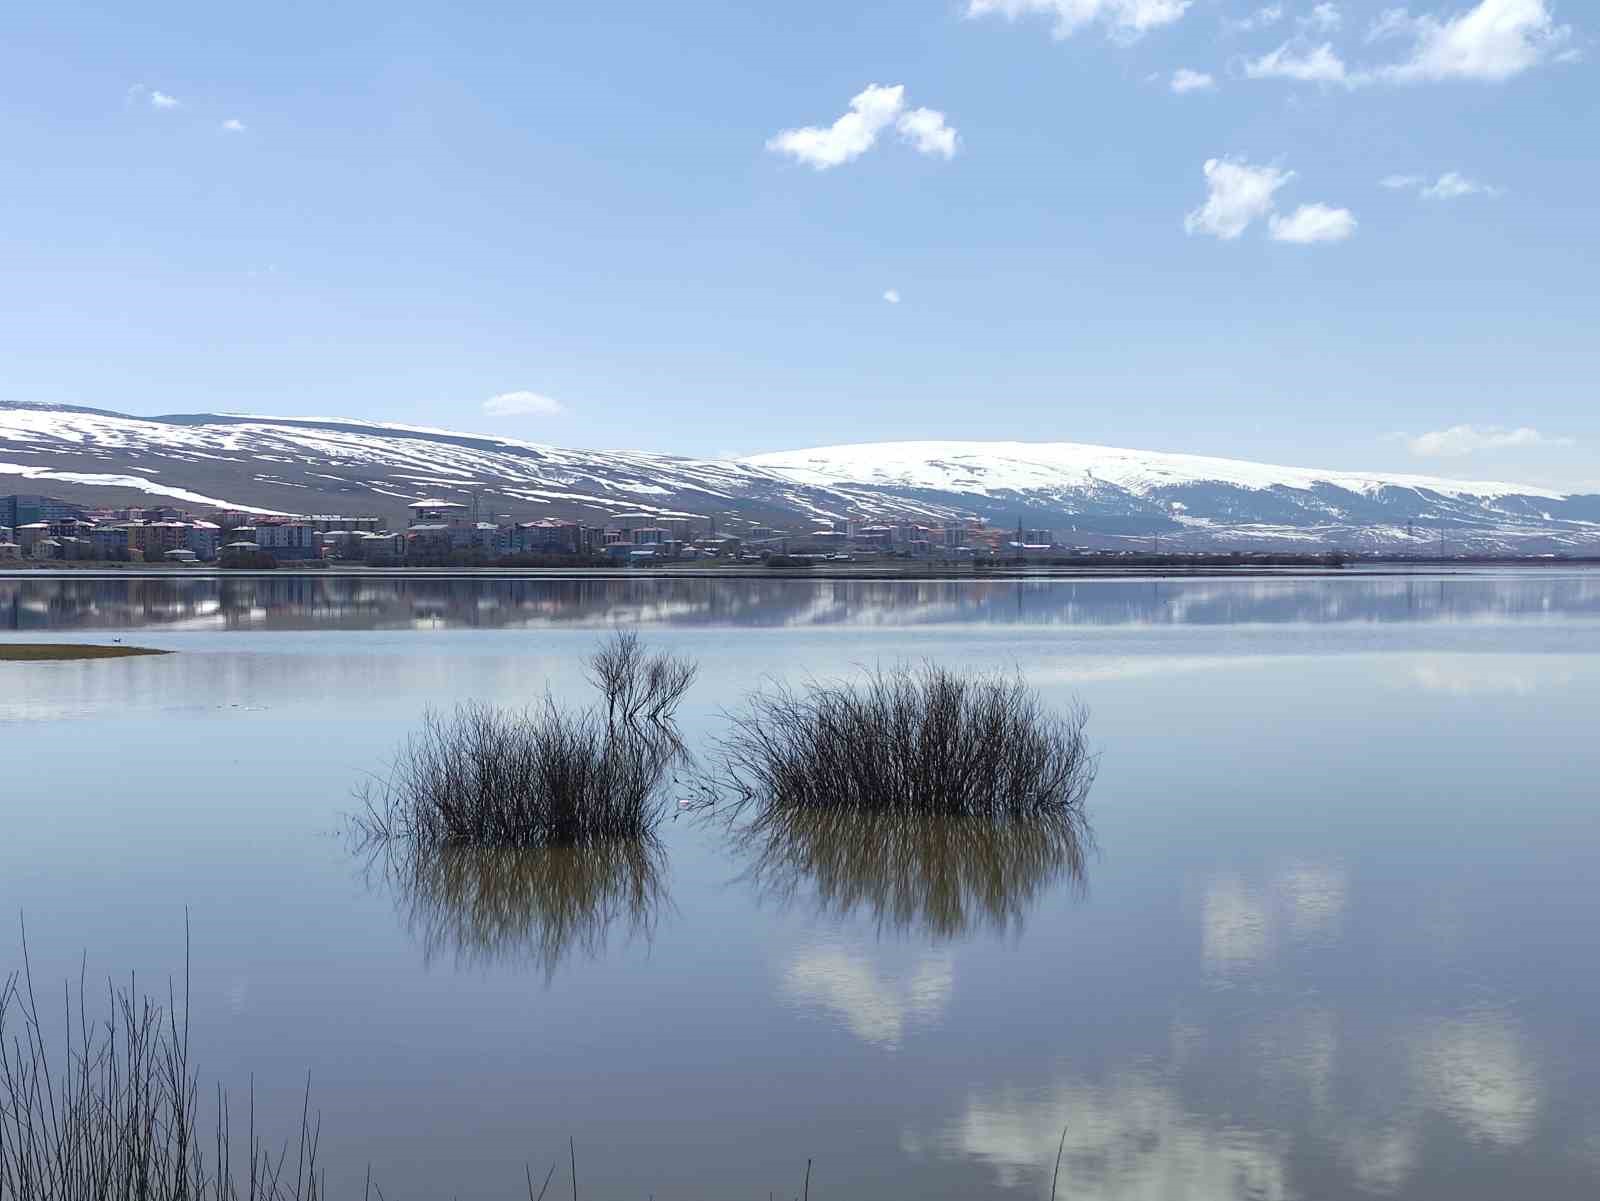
xmin=0 ymin=490 xmax=1168 ymax=568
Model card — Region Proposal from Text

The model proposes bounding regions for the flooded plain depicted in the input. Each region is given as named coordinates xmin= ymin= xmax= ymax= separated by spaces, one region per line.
xmin=3 ymin=571 xmax=1598 ymax=1198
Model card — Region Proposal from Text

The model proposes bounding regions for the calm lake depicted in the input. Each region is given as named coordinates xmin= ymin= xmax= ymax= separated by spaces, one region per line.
xmin=3 ymin=571 xmax=1598 ymax=1199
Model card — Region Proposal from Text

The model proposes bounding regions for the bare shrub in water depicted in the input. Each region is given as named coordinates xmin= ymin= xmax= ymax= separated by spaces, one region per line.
xmin=0 ymin=934 xmax=323 ymax=1201
xmin=697 ymin=664 xmax=1095 ymax=820
xmin=585 ymin=630 xmax=698 ymax=729
xmin=356 ymin=633 xmax=694 ymax=849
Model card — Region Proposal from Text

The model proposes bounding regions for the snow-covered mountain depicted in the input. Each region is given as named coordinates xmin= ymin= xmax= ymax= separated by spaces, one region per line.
xmin=746 ymin=440 xmax=1600 ymax=551
xmin=1 ymin=402 xmax=1595 ymax=551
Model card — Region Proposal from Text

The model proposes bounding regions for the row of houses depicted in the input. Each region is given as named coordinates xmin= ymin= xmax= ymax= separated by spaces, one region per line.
xmin=1 ymin=491 xmax=1069 ymax=567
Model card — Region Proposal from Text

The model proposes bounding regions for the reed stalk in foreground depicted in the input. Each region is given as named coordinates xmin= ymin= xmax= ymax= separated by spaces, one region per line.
xmin=0 ymin=927 xmax=322 ymax=1201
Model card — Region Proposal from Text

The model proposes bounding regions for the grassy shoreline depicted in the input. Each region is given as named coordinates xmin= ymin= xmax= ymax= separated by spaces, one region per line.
xmin=0 ymin=643 xmax=170 ymax=661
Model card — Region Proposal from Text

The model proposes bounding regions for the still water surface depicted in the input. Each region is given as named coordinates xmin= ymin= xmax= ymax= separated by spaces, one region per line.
xmin=3 ymin=572 xmax=1598 ymax=1198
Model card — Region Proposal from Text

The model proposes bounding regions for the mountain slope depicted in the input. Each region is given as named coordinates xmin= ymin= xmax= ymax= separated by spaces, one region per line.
xmin=745 ymin=440 xmax=1600 ymax=551
xmin=1 ymin=403 xmax=1595 ymax=551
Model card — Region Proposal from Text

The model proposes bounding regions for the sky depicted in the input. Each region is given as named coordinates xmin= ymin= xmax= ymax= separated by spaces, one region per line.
xmin=1 ymin=0 xmax=1595 ymax=489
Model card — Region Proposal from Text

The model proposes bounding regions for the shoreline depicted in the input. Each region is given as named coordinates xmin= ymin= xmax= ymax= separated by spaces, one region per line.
xmin=1 ymin=558 xmax=1598 ymax=584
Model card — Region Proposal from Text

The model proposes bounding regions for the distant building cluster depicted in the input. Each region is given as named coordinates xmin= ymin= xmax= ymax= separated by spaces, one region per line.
xmin=0 ymin=492 xmax=1075 ymax=567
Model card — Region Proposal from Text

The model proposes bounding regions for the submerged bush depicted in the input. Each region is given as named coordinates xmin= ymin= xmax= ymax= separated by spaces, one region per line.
xmin=357 ymin=632 xmax=695 ymax=849
xmin=736 ymin=806 xmax=1088 ymax=940
xmin=376 ymin=837 xmax=669 ymax=979
xmin=697 ymin=663 xmax=1095 ymax=821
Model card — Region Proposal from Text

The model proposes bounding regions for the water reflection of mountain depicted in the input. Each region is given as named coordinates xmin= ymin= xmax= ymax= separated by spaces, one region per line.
xmin=6 ymin=573 xmax=1600 ymax=631
xmin=739 ymin=809 xmax=1087 ymax=942
xmin=373 ymin=839 xmax=669 ymax=980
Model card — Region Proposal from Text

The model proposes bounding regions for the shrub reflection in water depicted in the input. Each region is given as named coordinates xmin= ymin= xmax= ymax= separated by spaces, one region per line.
xmin=735 ymin=806 xmax=1089 ymax=941
xmin=371 ymin=837 xmax=670 ymax=978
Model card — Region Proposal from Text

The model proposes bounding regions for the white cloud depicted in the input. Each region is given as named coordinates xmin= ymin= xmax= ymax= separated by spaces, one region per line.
xmin=1184 ymin=158 xmax=1293 ymax=240
xmin=482 ymin=390 xmax=565 ymax=418
xmin=129 ymin=84 xmax=180 ymax=110
xmin=1170 ymin=67 xmax=1217 ymax=92
xmin=1302 ymin=2 xmax=1343 ymax=31
xmin=1268 ymin=202 xmax=1358 ymax=242
xmin=895 ymin=106 xmax=959 ymax=159
xmin=1244 ymin=40 xmax=1350 ymax=81
xmin=220 ymin=118 xmax=246 ymax=133
xmin=967 ymin=0 xmax=1192 ymax=42
xmin=882 ymin=289 xmax=902 ymax=304
xmin=1401 ymin=424 xmax=1573 ymax=457
xmin=1364 ymin=0 xmax=1571 ymax=83
xmin=1382 ymin=171 xmax=1502 ymax=197
xmin=766 ymin=84 xmax=959 ymax=169
xmin=1421 ymin=170 xmax=1500 ymax=198
xmin=1227 ymin=3 xmax=1286 ymax=33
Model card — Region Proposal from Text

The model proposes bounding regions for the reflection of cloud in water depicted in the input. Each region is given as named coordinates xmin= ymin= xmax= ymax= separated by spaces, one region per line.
xmin=1338 ymin=1124 xmax=1417 ymax=1195
xmin=1407 ymin=659 xmax=1572 ymax=697
xmin=1202 ymin=861 xmax=1347 ymax=979
xmin=1201 ymin=875 xmax=1271 ymax=976
xmin=1411 ymin=1014 xmax=1539 ymax=1148
xmin=1248 ymin=1006 xmax=1338 ymax=1106
xmin=780 ymin=946 xmax=953 ymax=1050
xmin=905 ymin=1073 xmax=1291 ymax=1199
xmin=1275 ymin=861 xmax=1347 ymax=940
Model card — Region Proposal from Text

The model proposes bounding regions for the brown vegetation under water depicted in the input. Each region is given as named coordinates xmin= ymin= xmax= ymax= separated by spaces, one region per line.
xmin=0 ymin=643 xmax=169 ymax=661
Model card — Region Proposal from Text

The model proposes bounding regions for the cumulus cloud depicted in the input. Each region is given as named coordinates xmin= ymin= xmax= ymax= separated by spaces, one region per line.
xmin=1170 ymin=67 xmax=1217 ymax=92
xmin=1240 ymin=0 xmax=1570 ymax=85
xmin=482 ymin=390 xmax=565 ymax=418
xmin=882 ymin=289 xmax=902 ymax=304
xmin=766 ymin=84 xmax=959 ymax=169
xmin=967 ymin=0 xmax=1192 ymax=42
xmin=1302 ymin=2 xmax=1343 ymax=31
xmin=1244 ymin=40 xmax=1350 ymax=81
xmin=1422 ymin=170 xmax=1501 ymax=198
xmin=1184 ymin=158 xmax=1294 ymax=239
xmin=1399 ymin=424 xmax=1573 ymax=457
xmin=1226 ymin=3 xmax=1285 ymax=33
xmin=1364 ymin=0 xmax=1571 ymax=83
xmin=220 ymin=118 xmax=246 ymax=132
xmin=1382 ymin=171 xmax=1501 ymax=197
xmin=895 ymin=106 xmax=959 ymax=159
xmin=1269 ymin=202 xmax=1358 ymax=242
xmin=129 ymin=84 xmax=180 ymax=110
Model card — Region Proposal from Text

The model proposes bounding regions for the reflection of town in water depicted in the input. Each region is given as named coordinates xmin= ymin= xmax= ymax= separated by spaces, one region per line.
xmin=7 ymin=572 xmax=1600 ymax=630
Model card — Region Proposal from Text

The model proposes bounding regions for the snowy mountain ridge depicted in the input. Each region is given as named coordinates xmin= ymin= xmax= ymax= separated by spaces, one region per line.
xmin=744 ymin=440 xmax=1571 ymax=503
xmin=1 ymin=402 xmax=1595 ymax=552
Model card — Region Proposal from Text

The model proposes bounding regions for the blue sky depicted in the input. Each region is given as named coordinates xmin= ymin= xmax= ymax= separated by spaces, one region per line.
xmin=2 ymin=0 xmax=1594 ymax=487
